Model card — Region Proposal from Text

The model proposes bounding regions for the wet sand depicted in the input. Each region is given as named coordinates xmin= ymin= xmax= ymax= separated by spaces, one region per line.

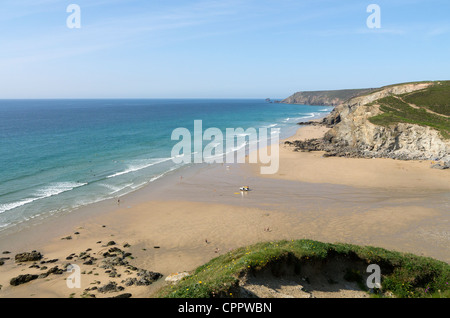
xmin=0 ymin=125 xmax=449 ymax=298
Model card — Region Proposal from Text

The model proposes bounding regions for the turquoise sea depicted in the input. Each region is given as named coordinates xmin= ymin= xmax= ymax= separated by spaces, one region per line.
xmin=0 ymin=99 xmax=333 ymax=231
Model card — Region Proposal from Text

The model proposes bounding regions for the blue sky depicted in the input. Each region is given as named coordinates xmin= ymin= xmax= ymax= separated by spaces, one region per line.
xmin=0 ymin=0 xmax=449 ymax=98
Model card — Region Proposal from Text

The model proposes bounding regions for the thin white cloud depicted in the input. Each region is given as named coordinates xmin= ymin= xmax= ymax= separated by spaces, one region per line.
xmin=0 ymin=4 xmax=237 ymax=67
xmin=427 ymin=25 xmax=450 ymax=36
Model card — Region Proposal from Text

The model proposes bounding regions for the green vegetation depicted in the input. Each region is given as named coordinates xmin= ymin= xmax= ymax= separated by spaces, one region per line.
xmin=368 ymin=82 xmax=450 ymax=139
xmin=401 ymin=81 xmax=450 ymax=116
xmin=156 ymin=239 xmax=450 ymax=298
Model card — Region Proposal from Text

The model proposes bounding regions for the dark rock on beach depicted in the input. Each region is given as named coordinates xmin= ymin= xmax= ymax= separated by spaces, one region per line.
xmin=111 ymin=293 xmax=132 ymax=298
xmin=297 ymin=121 xmax=326 ymax=126
xmin=431 ymin=163 xmax=450 ymax=170
xmin=120 ymin=269 xmax=162 ymax=287
xmin=100 ymin=256 xmax=128 ymax=269
xmin=122 ymin=277 xmax=136 ymax=287
xmin=286 ymin=134 xmax=450 ymax=164
xmin=39 ymin=266 xmax=64 ymax=278
xmin=135 ymin=269 xmax=162 ymax=286
xmin=15 ymin=251 xmax=43 ymax=263
xmin=47 ymin=266 xmax=64 ymax=275
xmin=108 ymin=247 xmax=122 ymax=254
xmin=10 ymin=274 xmax=39 ymax=286
xmin=285 ymin=139 xmax=325 ymax=153
xmin=47 ymin=259 xmax=58 ymax=263
xmin=97 ymin=281 xmax=124 ymax=293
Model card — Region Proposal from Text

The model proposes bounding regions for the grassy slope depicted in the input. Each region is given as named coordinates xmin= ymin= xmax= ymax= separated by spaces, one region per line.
xmin=368 ymin=81 xmax=450 ymax=139
xmin=156 ymin=239 xmax=449 ymax=298
xmin=402 ymin=81 xmax=450 ymax=116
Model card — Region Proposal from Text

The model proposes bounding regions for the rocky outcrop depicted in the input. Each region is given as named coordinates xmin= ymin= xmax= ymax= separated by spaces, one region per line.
xmin=98 ymin=281 xmax=123 ymax=293
xmin=38 ymin=266 xmax=65 ymax=278
xmin=5 ymin=238 xmax=163 ymax=298
xmin=10 ymin=274 xmax=39 ymax=286
xmin=324 ymin=104 xmax=450 ymax=162
xmin=15 ymin=251 xmax=43 ymax=263
xmin=121 ymin=270 xmax=162 ymax=286
xmin=290 ymin=82 xmax=450 ymax=163
xmin=111 ymin=293 xmax=132 ymax=298
xmin=0 ymin=257 xmax=9 ymax=266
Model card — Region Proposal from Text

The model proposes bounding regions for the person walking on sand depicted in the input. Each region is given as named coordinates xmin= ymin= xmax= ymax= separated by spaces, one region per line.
xmin=117 ymin=199 xmax=120 ymax=206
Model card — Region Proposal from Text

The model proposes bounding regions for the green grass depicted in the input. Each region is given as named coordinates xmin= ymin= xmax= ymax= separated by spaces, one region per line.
xmin=401 ymin=81 xmax=450 ymax=116
xmin=368 ymin=88 xmax=450 ymax=139
xmin=156 ymin=239 xmax=450 ymax=298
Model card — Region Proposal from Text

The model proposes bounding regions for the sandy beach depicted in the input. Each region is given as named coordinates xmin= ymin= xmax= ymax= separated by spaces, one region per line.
xmin=0 ymin=124 xmax=449 ymax=298
xmin=252 ymin=122 xmax=450 ymax=190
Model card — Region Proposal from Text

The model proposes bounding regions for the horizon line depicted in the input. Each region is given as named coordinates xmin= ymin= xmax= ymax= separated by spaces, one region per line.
xmin=0 ymin=97 xmax=283 ymax=100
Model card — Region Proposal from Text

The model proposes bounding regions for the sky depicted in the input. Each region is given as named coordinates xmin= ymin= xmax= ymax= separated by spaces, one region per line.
xmin=0 ymin=0 xmax=449 ymax=99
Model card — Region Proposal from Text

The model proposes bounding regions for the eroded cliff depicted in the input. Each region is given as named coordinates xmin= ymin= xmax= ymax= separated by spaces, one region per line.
xmin=291 ymin=82 xmax=450 ymax=164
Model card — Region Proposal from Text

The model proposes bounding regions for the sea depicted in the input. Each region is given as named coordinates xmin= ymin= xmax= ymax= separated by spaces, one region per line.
xmin=0 ymin=99 xmax=333 ymax=232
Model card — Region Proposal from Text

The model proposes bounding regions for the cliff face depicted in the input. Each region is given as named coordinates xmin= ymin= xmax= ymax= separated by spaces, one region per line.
xmin=282 ymin=93 xmax=341 ymax=106
xmin=322 ymin=82 xmax=450 ymax=163
xmin=282 ymin=88 xmax=375 ymax=106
